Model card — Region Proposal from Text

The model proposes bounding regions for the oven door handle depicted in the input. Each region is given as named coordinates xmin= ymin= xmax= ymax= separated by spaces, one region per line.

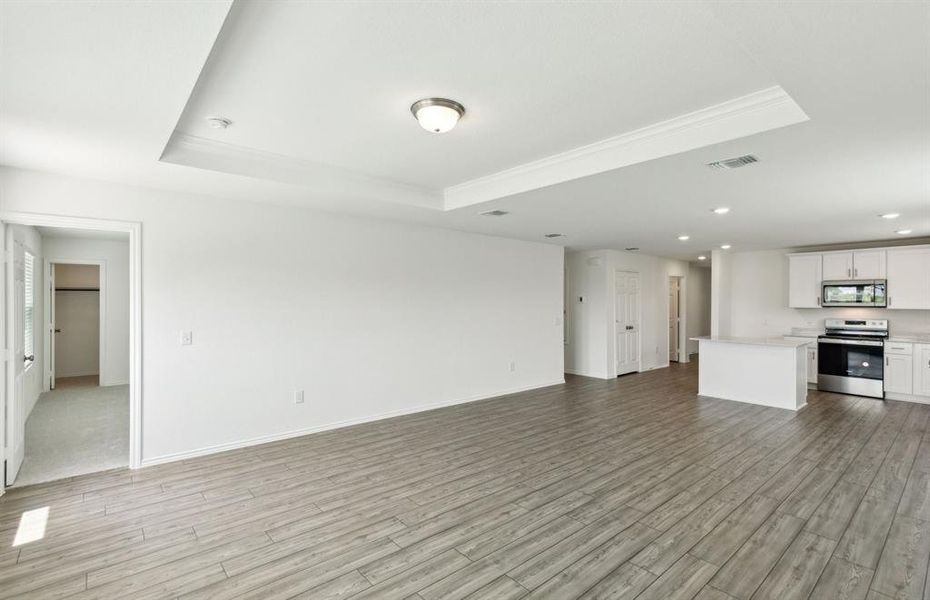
xmin=818 ymin=338 xmax=885 ymax=347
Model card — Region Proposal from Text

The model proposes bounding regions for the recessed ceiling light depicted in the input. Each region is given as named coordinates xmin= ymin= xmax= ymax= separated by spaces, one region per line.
xmin=720 ymin=244 xmax=732 ymax=249
xmin=678 ymin=235 xmax=690 ymax=241
xmin=880 ymin=213 xmax=900 ymax=219
xmin=206 ymin=117 xmax=232 ymax=129
xmin=544 ymin=233 xmax=564 ymax=238
xmin=896 ymin=229 xmax=912 ymax=235
xmin=698 ymin=255 xmax=707 ymax=261
xmin=712 ymin=207 xmax=730 ymax=214
xmin=479 ymin=209 xmax=509 ymax=217
xmin=410 ymin=98 xmax=465 ymax=133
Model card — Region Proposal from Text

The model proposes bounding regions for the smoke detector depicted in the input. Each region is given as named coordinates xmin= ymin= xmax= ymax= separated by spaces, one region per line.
xmin=707 ymin=154 xmax=758 ymax=170
xmin=480 ymin=210 xmax=509 ymax=216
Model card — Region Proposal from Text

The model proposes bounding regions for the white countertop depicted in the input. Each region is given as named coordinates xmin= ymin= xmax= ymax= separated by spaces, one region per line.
xmin=886 ymin=333 xmax=930 ymax=343
xmin=690 ymin=336 xmax=811 ymax=348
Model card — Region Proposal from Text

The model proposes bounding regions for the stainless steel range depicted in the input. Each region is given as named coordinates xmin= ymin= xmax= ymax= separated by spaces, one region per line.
xmin=818 ymin=319 xmax=888 ymax=399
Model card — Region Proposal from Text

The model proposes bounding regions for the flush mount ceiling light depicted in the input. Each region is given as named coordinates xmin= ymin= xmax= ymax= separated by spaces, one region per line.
xmin=880 ymin=213 xmax=901 ymax=219
xmin=720 ymin=244 xmax=732 ymax=249
xmin=410 ymin=98 xmax=465 ymax=133
xmin=698 ymin=255 xmax=707 ymax=260
xmin=678 ymin=235 xmax=690 ymax=241
xmin=712 ymin=207 xmax=731 ymax=214
xmin=896 ymin=229 xmax=913 ymax=235
xmin=206 ymin=116 xmax=232 ymax=129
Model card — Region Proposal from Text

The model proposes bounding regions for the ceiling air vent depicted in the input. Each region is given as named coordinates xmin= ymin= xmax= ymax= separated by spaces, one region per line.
xmin=480 ymin=209 xmax=509 ymax=216
xmin=707 ymin=154 xmax=759 ymax=170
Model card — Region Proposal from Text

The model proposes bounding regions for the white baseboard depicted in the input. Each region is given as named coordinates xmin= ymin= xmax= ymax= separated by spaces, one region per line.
xmin=884 ymin=392 xmax=930 ymax=405
xmin=564 ymin=368 xmax=610 ymax=380
xmin=140 ymin=378 xmax=566 ymax=468
xmin=56 ymin=370 xmax=100 ymax=378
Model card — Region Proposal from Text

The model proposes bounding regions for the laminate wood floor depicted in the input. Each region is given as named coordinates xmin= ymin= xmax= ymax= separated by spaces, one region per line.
xmin=1 ymin=362 xmax=929 ymax=599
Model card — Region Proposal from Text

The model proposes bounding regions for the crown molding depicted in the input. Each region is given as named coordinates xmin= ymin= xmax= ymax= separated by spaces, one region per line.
xmin=443 ymin=86 xmax=809 ymax=210
xmin=161 ymin=133 xmax=443 ymax=210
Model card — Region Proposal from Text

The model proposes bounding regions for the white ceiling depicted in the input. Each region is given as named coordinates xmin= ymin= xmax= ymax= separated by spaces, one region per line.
xmin=1 ymin=1 xmax=928 ymax=260
xmin=174 ymin=1 xmax=777 ymax=189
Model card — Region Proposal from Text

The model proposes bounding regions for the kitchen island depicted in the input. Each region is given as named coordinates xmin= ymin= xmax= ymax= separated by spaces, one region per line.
xmin=690 ymin=336 xmax=810 ymax=410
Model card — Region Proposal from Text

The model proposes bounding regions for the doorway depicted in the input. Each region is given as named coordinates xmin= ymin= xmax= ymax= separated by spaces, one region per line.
xmin=669 ymin=276 xmax=682 ymax=362
xmin=1 ymin=213 xmax=141 ymax=491
xmin=615 ymin=270 xmax=641 ymax=376
xmin=51 ymin=262 xmax=104 ymax=389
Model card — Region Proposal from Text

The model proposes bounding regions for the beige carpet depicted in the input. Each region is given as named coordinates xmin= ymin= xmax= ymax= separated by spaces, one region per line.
xmin=14 ymin=382 xmax=128 ymax=487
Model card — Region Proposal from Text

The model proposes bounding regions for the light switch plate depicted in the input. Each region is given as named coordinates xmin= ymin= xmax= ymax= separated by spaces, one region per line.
xmin=294 ymin=390 xmax=305 ymax=404
xmin=180 ymin=330 xmax=192 ymax=346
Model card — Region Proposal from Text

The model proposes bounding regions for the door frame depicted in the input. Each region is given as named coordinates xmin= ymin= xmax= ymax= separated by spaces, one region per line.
xmin=0 ymin=212 xmax=142 ymax=487
xmin=669 ymin=275 xmax=683 ymax=363
xmin=614 ymin=269 xmax=642 ymax=376
xmin=45 ymin=259 xmax=107 ymax=388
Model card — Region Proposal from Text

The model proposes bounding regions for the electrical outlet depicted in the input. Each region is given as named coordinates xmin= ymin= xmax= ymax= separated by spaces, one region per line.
xmin=509 ymin=361 xmax=516 ymax=372
xmin=294 ymin=390 xmax=305 ymax=404
xmin=180 ymin=330 xmax=192 ymax=346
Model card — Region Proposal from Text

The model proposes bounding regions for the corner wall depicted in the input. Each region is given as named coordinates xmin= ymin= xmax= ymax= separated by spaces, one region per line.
xmin=0 ymin=166 xmax=565 ymax=464
xmin=564 ymin=249 xmax=690 ymax=379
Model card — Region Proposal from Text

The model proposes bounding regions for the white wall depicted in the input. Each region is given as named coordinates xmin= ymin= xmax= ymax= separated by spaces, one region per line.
xmin=55 ymin=263 xmax=100 ymax=289
xmin=565 ymin=249 xmax=690 ymax=378
xmin=565 ymin=251 xmax=610 ymax=378
xmin=0 ymin=167 xmax=565 ymax=464
xmin=720 ymin=249 xmax=930 ymax=337
xmin=43 ymin=237 xmax=130 ymax=386
xmin=686 ymin=264 xmax=711 ymax=355
xmin=10 ymin=225 xmax=43 ymax=417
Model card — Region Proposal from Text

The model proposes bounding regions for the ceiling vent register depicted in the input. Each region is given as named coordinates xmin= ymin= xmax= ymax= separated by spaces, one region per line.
xmin=706 ymin=154 xmax=759 ymax=170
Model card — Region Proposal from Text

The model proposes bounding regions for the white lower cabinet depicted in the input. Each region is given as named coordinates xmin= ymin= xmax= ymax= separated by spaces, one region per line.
xmin=915 ymin=344 xmax=930 ymax=397
xmin=885 ymin=352 xmax=913 ymax=395
xmin=807 ymin=346 xmax=817 ymax=385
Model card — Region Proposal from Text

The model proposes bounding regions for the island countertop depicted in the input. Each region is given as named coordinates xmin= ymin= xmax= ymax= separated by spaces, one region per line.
xmin=690 ymin=336 xmax=812 ymax=348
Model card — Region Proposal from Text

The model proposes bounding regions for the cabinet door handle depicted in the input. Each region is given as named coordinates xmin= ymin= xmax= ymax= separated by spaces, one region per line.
xmin=854 ymin=268 xmax=858 ymax=277
xmin=886 ymin=357 xmax=889 ymax=366
xmin=847 ymin=268 xmax=851 ymax=277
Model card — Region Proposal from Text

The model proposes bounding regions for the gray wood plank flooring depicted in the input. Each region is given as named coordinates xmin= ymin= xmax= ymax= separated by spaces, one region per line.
xmin=2 ymin=361 xmax=929 ymax=599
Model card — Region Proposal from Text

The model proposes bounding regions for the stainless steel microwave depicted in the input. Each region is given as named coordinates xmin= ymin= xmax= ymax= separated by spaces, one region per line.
xmin=821 ymin=280 xmax=887 ymax=307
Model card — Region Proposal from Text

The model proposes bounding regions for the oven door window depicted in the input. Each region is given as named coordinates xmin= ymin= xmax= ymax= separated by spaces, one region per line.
xmin=818 ymin=343 xmax=883 ymax=380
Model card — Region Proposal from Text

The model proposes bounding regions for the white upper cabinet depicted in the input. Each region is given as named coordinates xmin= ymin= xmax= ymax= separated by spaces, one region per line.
xmin=887 ymin=247 xmax=930 ymax=309
xmin=852 ymin=250 xmax=886 ymax=279
xmin=822 ymin=252 xmax=853 ymax=280
xmin=788 ymin=254 xmax=822 ymax=308
xmin=822 ymin=250 xmax=886 ymax=280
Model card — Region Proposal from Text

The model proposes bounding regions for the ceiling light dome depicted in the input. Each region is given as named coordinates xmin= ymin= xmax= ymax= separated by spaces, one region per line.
xmin=411 ymin=98 xmax=465 ymax=133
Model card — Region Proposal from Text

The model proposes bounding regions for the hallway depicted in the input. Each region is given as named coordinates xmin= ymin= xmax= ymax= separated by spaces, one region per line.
xmin=14 ymin=378 xmax=128 ymax=487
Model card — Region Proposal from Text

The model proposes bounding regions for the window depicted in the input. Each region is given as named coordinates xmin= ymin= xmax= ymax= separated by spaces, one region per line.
xmin=24 ymin=251 xmax=35 ymax=367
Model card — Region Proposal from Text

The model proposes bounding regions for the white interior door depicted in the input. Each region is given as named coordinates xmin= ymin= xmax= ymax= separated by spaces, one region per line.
xmin=615 ymin=271 xmax=640 ymax=376
xmin=669 ymin=277 xmax=680 ymax=362
xmin=6 ymin=239 xmax=26 ymax=485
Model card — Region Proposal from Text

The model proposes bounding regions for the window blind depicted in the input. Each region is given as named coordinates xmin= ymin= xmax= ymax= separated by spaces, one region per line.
xmin=25 ymin=251 xmax=35 ymax=363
